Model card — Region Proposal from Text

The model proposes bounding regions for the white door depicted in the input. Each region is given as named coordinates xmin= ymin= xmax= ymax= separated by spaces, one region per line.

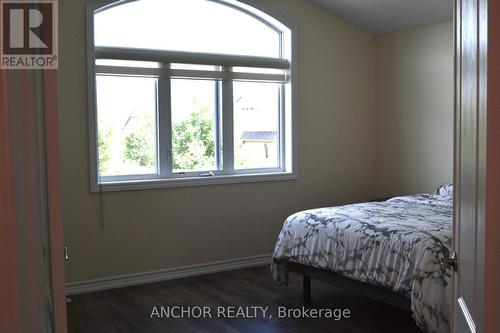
xmin=453 ymin=0 xmax=500 ymax=332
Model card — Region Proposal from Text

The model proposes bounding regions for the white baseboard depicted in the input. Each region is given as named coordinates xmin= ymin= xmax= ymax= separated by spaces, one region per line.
xmin=66 ymin=253 xmax=272 ymax=296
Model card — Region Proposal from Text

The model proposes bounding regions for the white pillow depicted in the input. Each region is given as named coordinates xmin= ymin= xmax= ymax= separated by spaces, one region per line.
xmin=434 ymin=184 xmax=453 ymax=196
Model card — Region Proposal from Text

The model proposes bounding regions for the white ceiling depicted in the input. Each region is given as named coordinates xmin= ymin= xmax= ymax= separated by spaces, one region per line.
xmin=308 ymin=0 xmax=453 ymax=35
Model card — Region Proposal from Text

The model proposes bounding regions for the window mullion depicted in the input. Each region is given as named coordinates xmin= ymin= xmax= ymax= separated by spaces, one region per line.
xmin=158 ymin=65 xmax=172 ymax=178
xmin=279 ymin=83 xmax=286 ymax=170
xmin=222 ymin=66 xmax=234 ymax=174
xmin=215 ymin=81 xmax=222 ymax=170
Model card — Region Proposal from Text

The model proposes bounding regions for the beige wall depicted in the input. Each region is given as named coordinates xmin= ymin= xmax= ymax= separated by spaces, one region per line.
xmin=59 ymin=0 xmax=377 ymax=283
xmin=375 ymin=22 xmax=454 ymax=197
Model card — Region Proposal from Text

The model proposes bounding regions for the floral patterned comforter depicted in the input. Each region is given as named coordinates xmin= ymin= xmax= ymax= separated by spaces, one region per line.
xmin=271 ymin=188 xmax=453 ymax=333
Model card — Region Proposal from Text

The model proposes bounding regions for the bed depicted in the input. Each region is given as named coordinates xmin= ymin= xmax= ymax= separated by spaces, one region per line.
xmin=271 ymin=185 xmax=453 ymax=333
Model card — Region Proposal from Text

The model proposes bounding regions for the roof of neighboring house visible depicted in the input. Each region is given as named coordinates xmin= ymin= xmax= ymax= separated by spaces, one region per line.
xmin=240 ymin=131 xmax=277 ymax=141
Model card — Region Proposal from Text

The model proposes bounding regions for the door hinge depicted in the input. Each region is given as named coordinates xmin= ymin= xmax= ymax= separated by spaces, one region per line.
xmin=440 ymin=251 xmax=457 ymax=271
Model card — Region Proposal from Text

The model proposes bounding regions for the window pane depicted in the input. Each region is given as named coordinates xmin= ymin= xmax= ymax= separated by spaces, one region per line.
xmin=96 ymin=76 xmax=157 ymax=177
xmin=234 ymin=82 xmax=280 ymax=169
xmin=94 ymin=0 xmax=280 ymax=57
xmin=171 ymin=79 xmax=218 ymax=173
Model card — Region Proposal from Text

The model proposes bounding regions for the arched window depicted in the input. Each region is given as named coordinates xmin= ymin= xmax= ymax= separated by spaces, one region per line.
xmin=87 ymin=0 xmax=295 ymax=190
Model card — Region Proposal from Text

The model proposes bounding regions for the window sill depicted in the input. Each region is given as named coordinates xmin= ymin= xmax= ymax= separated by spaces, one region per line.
xmin=91 ymin=171 xmax=297 ymax=192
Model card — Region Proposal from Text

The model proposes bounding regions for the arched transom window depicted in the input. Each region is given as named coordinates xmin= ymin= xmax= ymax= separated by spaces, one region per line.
xmin=88 ymin=0 xmax=295 ymax=191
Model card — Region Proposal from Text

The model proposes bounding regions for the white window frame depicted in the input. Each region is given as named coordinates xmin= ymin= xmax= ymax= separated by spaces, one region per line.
xmin=87 ymin=0 xmax=298 ymax=192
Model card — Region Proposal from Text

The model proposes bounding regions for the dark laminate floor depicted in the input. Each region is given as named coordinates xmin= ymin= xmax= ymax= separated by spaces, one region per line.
xmin=67 ymin=266 xmax=421 ymax=333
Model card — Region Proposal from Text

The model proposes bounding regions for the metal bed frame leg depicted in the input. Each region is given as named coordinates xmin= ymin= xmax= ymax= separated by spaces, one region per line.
xmin=303 ymin=275 xmax=311 ymax=301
